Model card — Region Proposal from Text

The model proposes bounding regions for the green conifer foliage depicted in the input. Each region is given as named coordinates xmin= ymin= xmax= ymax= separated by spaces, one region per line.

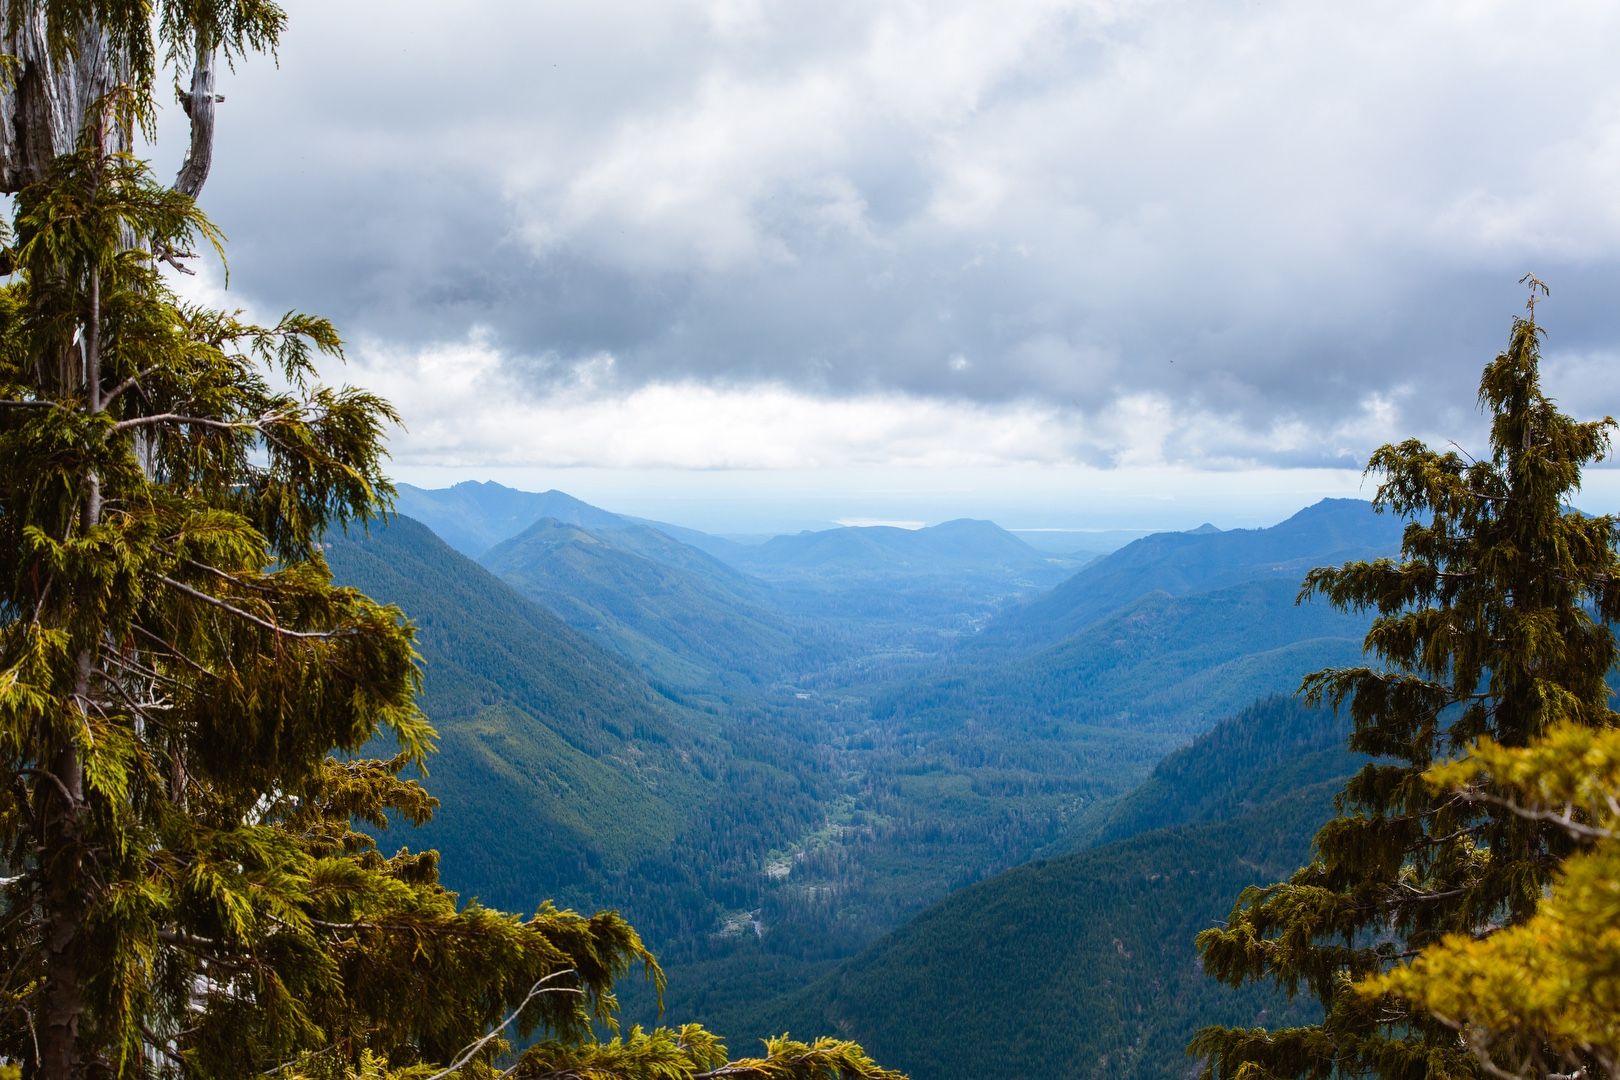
xmin=1362 ymin=722 xmax=1620 ymax=1078
xmin=0 ymin=9 xmax=904 ymax=1080
xmin=1192 ymin=282 xmax=1620 ymax=1080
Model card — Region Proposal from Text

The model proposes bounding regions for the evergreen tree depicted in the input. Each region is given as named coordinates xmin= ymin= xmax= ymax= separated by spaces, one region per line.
xmin=1363 ymin=722 xmax=1620 ymax=1078
xmin=0 ymin=6 xmax=903 ymax=1080
xmin=1192 ymin=279 xmax=1620 ymax=1080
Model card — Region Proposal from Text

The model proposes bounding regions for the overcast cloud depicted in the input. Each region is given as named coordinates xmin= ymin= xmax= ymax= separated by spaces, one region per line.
xmin=166 ymin=0 xmax=1620 ymax=483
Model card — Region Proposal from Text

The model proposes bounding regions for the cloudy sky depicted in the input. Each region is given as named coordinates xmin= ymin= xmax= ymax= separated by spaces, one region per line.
xmin=159 ymin=0 xmax=1620 ymax=532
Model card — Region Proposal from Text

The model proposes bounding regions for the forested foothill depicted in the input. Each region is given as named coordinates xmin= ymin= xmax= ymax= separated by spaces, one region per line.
xmin=1 ymin=4 xmax=1616 ymax=1080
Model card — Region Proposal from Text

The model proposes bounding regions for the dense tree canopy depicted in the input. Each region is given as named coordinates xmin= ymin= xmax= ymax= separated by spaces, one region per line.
xmin=1193 ymin=282 xmax=1620 ymax=1079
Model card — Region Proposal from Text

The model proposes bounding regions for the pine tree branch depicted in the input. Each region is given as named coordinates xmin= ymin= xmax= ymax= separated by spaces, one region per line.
xmin=101 ymin=365 xmax=163 ymax=405
xmin=100 ymin=647 xmax=189 ymax=690
xmin=1459 ymin=791 xmax=1614 ymax=841
xmin=182 ymin=558 xmax=281 ymax=593
xmin=422 ymin=971 xmax=582 ymax=1080
xmin=158 ymin=576 xmax=351 ymax=640
xmin=111 ymin=411 xmax=286 ymax=434
xmin=19 ymin=767 xmax=75 ymax=807
xmin=130 ymin=623 xmax=219 ymax=678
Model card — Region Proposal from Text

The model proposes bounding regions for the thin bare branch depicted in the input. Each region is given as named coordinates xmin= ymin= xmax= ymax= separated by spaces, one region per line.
xmin=101 ymin=365 xmax=163 ymax=405
xmin=422 ymin=971 xmax=583 ymax=1080
xmin=111 ymin=412 xmax=279 ymax=434
xmin=158 ymin=576 xmax=349 ymax=640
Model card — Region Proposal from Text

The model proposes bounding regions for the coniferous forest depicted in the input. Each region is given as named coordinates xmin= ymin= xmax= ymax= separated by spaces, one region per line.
xmin=1 ymin=3 xmax=1618 ymax=1080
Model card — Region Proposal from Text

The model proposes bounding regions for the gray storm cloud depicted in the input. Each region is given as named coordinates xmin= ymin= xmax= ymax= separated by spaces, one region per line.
xmin=169 ymin=0 xmax=1620 ymax=469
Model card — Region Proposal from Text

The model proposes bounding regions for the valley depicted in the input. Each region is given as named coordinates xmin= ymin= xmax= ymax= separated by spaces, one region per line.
xmin=336 ymin=481 xmax=1405 ymax=1074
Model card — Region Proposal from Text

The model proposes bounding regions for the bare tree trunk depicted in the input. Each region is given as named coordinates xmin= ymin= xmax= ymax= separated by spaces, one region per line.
xmin=0 ymin=3 xmax=121 ymax=192
xmin=0 ymin=2 xmax=221 ymax=199
xmin=174 ymin=39 xmax=219 ymax=198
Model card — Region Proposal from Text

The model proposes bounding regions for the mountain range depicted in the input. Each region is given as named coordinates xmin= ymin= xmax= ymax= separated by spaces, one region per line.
xmin=327 ymin=483 xmax=1405 ymax=1074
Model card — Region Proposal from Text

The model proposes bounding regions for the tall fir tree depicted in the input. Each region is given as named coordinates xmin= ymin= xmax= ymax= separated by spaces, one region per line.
xmin=1192 ymin=279 xmax=1620 ymax=1080
xmin=0 ymin=5 xmax=903 ymax=1079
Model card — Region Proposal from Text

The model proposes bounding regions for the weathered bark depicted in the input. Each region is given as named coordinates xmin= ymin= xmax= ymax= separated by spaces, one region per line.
xmin=0 ymin=3 xmax=122 ymax=192
xmin=1 ymin=3 xmax=220 ymax=199
xmin=38 ymin=713 xmax=89 ymax=1080
xmin=173 ymin=39 xmax=218 ymax=198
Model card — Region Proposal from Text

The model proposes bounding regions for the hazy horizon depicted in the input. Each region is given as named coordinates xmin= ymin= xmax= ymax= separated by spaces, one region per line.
xmin=388 ymin=465 xmax=1620 ymax=538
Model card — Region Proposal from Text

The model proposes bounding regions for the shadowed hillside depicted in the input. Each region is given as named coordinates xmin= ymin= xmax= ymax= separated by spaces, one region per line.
xmin=724 ymin=696 xmax=1362 ymax=1080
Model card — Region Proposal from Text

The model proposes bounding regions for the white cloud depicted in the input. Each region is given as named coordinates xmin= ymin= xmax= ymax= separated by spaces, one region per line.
xmin=349 ymin=334 xmax=1432 ymax=473
xmin=165 ymin=0 xmax=1620 ymax=474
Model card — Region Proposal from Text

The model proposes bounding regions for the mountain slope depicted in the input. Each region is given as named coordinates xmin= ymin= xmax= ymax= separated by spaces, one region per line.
xmin=877 ymin=576 xmax=1370 ymax=739
xmin=706 ymin=518 xmax=1080 ymax=638
xmin=322 ymin=515 xmax=718 ymax=910
xmin=395 ymin=480 xmax=743 ymax=561
xmin=389 ymin=481 xmax=599 ymax=557
xmin=737 ymin=518 xmax=1065 ymax=582
xmin=989 ymin=498 xmax=1405 ymax=648
xmin=727 ymin=696 xmax=1362 ymax=1080
xmin=1062 ymin=694 xmax=1357 ymax=850
xmin=479 ymin=517 xmax=804 ymax=692
xmin=736 ymin=793 xmax=1329 ymax=1080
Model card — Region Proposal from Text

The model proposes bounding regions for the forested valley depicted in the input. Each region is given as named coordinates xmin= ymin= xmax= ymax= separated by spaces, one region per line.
xmin=3 ymin=2 xmax=1618 ymax=1079
xmin=329 ymin=488 xmax=1405 ymax=1053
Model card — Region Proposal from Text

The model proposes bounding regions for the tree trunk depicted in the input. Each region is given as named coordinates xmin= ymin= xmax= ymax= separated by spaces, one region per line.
xmin=174 ymin=39 xmax=219 ymax=198
xmin=38 ymin=264 xmax=102 ymax=1080
xmin=0 ymin=3 xmax=122 ymax=192
xmin=37 ymin=722 xmax=89 ymax=1080
xmin=0 ymin=3 xmax=220 ymax=198
xmin=1 ymin=9 xmax=224 ymax=1075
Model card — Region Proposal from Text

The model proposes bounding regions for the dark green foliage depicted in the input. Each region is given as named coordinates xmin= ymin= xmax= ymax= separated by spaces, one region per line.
xmin=736 ymin=790 xmax=1338 ymax=1080
xmin=322 ymin=516 xmax=715 ymax=902
xmin=1194 ymin=293 xmax=1620 ymax=1079
xmin=0 ymin=137 xmax=455 ymax=1076
xmin=874 ymin=577 xmax=1372 ymax=739
xmin=704 ymin=694 xmax=1369 ymax=1080
xmin=1067 ymin=695 xmax=1359 ymax=850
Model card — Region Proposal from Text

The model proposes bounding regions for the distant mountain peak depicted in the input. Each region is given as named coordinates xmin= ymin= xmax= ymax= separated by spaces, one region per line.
xmin=929 ymin=518 xmax=1006 ymax=532
xmin=1188 ymin=522 xmax=1222 ymax=534
xmin=1291 ymin=496 xmax=1376 ymax=517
